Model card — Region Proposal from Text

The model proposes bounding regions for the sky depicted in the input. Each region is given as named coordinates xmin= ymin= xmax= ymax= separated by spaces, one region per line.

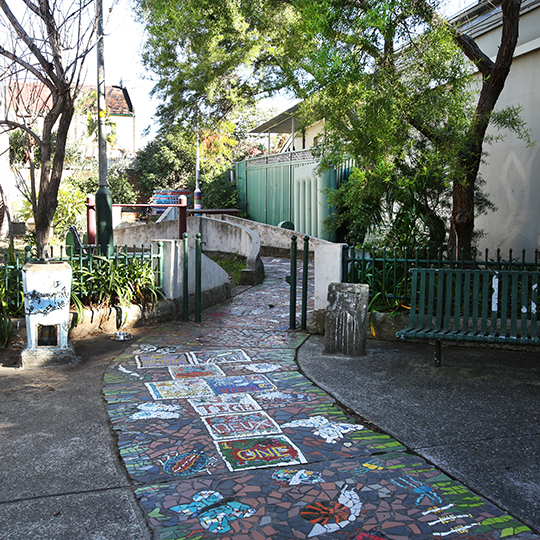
xmin=98 ymin=0 xmax=478 ymax=149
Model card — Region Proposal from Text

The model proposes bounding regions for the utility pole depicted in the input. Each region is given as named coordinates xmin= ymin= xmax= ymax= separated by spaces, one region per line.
xmin=95 ymin=0 xmax=113 ymax=256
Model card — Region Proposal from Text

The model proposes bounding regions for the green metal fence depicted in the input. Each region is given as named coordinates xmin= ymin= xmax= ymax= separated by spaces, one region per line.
xmin=1 ymin=243 xmax=163 ymax=315
xmin=342 ymin=245 xmax=540 ymax=308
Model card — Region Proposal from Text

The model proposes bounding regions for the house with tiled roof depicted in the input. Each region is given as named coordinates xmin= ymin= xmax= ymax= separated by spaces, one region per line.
xmin=6 ymin=81 xmax=137 ymax=159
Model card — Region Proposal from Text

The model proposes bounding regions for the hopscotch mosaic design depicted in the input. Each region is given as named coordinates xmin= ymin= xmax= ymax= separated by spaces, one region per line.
xmin=216 ymin=435 xmax=307 ymax=471
xmin=168 ymin=364 xmax=225 ymax=379
xmin=204 ymin=374 xmax=277 ymax=395
xmin=145 ymin=379 xmax=214 ymax=399
xmin=103 ymin=256 xmax=536 ymax=540
xmin=136 ymin=351 xmax=197 ymax=368
xmin=188 ymin=394 xmax=262 ymax=416
xmin=192 ymin=349 xmax=252 ymax=364
xmin=202 ymin=411 xmax=282 ymax=440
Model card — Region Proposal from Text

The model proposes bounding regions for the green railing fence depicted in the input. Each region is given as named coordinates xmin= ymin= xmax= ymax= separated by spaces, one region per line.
xmin=1 ymin=243 xmax=164 ymax=316
xmin=342 ymin=245 xmax=540 ymax=308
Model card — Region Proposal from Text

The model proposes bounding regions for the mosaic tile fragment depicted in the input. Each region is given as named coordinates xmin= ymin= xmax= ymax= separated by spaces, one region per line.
xmin=192 ymin=349 xmax=252 ymax=364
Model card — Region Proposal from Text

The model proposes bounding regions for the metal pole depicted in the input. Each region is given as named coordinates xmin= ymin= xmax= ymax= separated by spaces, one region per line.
xmin=95 ymin=0 xmax=113 ymax=257
xmin=195 ymin=233 xmax=202 ymax=322
xmin=183 ymin=233 xmax=189 ymax=321
xmin=194 ymin=128 xmax=202 ymax=211
xmin=289 ymin=235 xmax=297 ymax=329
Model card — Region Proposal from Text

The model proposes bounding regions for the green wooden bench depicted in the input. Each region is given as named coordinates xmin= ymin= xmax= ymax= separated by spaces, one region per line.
xmin=397 ymin=268 xmax=540 ymax=366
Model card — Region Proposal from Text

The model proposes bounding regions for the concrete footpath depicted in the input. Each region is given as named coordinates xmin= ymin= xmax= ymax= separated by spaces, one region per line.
xmin=0 ymin=257 xmax=539 ymax=540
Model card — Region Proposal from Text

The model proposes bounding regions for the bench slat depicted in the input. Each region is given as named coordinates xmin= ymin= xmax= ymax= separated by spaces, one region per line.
xmin=509 ymin=271 xmax=519 ymax=339
xmin=397 ymin=268 xmax=540 ymax=356
xmin=471 ymin=270 xmax=481 ymax=335
xmin=531 ymin=273 xmax=539 ymax=340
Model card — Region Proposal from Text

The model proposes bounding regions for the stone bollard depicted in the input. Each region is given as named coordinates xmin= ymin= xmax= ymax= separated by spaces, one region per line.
xmin=324 ymin=283 xmax=369 ymax=356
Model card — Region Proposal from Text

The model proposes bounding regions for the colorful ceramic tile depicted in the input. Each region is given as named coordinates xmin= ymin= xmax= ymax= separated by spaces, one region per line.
xmin=168 ymin=364 xmax=225 ymax=379
xmin=202 ymin=411 xmax=282 ymax=440
xmin=204 ymin=374 xmax=277 ymax=395
xmin=192 ymin=349 xmax=251 ymax=364
xmin=135 ymin=352 xmax=196 ymax=368
xmin=216 ymin=435 xmax=307 ymax=471
xmin=145 ymin=379 xmax=215 ymax=400
xmin=188 ymin=394 xmax=261 ymax=416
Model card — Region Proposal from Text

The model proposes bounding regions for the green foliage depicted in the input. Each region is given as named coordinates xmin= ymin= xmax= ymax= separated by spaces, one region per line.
xmin=137 ymin=0 xmax=526 ymax=254
xmin=196 ymin=170 xmax=239 ymax=210
xmin=76 ymin=89 xmax=118 ymax=146
xmin=208 ymin=253 xmax=246 ymax=287
xmin=134 ymin=130 xmax=196 ymax=198
xmin=66 ymin=166 xmax=138 ymax=205
xmin=71 ymin=256 xmax=162 ymax=312
xmin=0 ymin=253 xmax=162 ymax=330
xmin=137 ymin=0 xmax=306 ymax=127
xmin=17 ymin=185 xmax=87 ymax=240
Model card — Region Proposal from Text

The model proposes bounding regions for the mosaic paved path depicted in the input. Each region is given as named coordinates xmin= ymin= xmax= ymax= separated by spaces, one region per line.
xmin=103 ymin=258 xmax=537 ymax=540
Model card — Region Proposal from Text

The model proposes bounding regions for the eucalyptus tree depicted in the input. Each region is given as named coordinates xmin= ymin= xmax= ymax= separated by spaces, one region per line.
xmin=0 ymin=0 xmax=97 ymax=253
xmin=138 ymin=0 xmax=525 ymax=257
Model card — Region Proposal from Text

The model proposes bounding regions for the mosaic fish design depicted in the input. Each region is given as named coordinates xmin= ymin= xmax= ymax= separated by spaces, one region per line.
xmin=158 ymin=451 xmax=212 ymax=476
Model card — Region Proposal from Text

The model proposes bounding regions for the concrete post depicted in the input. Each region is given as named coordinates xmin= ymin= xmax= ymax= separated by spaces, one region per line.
xmin=310 ymin=242 xmax=346 ymax=333
xmin=324 ymin=282 xmax=369 ymax=356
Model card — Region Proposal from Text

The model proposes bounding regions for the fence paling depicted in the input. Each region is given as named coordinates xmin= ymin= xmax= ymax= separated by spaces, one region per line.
xmin=342 ymin=245 xmax=540 ymax=306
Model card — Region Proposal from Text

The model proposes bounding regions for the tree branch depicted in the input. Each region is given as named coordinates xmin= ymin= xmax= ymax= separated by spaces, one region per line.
xmin=453 ymin=31 xmax=495 ymax=75
xmin=0 ymin=0 xmax=63 ymax=87
xmin=0 ymin=46 xmax=54 ymax=91
xmin=0 ymin=119 xmax=42 ymax=146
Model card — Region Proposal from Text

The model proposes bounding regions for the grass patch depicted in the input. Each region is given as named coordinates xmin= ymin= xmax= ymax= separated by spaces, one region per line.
xmin=209 ymin=253 xmax=246 ymax=287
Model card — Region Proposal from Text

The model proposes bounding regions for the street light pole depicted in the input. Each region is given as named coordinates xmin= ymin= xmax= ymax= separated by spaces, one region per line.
xmin=194 ymin=126 xmax=202 ymax=211
xmin=95 ymin=0 xmax=113 ymax=256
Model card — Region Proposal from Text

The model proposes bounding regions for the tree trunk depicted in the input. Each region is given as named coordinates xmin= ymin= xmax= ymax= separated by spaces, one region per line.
xmin=449 ymin=0 xmax=521 ymax=259
xmin=35 ymin=100 xmax=75 ymax=255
